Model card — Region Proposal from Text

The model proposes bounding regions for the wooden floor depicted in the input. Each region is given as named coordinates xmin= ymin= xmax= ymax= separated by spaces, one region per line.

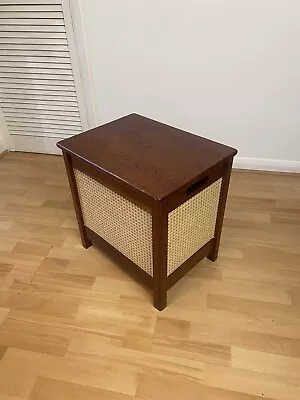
xmin=0 ymin=152 xmax=300 ymax=400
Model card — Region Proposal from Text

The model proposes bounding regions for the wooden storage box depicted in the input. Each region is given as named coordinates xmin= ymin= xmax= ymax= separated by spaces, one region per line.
xmin=58 ymin=114 xmax=237 ymax=310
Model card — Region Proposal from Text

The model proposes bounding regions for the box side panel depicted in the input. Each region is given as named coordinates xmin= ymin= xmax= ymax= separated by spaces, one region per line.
xmin=167 ymin=178 xmax=222 ymax=275
xmin=74 ymin=169 xmax=153 ymax=276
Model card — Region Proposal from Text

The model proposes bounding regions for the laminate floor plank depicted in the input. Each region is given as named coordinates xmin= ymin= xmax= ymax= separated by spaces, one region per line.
xmin=0 ymin=153 xmax=299 ymax=400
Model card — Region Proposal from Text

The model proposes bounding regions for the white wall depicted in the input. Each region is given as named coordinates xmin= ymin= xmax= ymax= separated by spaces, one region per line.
xmin=75 ymin=0 xmax=300 ymax=172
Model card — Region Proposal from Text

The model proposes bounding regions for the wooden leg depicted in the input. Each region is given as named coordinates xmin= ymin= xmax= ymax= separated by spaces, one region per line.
xmin=62 ymin=151 xmax=92 ymax=249
xmin=152 ymin=202 xmax=168 ymax=311
xmin=154 ymin=283 xmax=167 ymax=311
xmin=81 ymin=235 xmax=92 ymax=250
xmin=208 ymin=159 xmax=233 ymax=262
xmin=207 ymin=239 xmax=220 ymax=262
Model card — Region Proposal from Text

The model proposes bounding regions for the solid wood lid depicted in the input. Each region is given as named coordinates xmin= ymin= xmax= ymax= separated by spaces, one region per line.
xmin=57 ymin=114 xmax=237 ymax=200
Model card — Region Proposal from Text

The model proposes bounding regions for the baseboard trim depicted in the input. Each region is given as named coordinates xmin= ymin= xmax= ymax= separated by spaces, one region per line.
xmin=0 ymin=150 xmax=8 ymax=159
xmin=0 ymin=140 xmax=8 ymax=158
xmin=1 ymin=146 xmax=299 ymax=173
xmin=233 ymin=157 xmax=300 ymax=173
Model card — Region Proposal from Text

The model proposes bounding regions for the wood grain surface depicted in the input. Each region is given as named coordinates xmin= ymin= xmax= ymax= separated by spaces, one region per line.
xmin=57 ymin=114 xmax=237 ymax=200
xmin=0 ymin=152 xmax=300 ymax=400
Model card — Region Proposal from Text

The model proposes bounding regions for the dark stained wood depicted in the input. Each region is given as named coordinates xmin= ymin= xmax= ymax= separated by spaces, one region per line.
xmin=85 ymin=227 xmax=153 ymax=287
xmin=208 ymin=158 xmax=233 ymax=262
xmin=72 ymin=154 xmax=154 ymax=212
xmin=167 ymin=239 xmax=214 ymax=289
xmin=62 ymin=151 xmax=92 ymax=249
xmin=58 ymin=114 xmax=237 ymax=310
xmin=57 ymin=113 xmax=237 ymax=201
xmin=152 ymin=202 xmax=168 ymax=311
xmin=163 ymin=162 xmax=225 ymax=213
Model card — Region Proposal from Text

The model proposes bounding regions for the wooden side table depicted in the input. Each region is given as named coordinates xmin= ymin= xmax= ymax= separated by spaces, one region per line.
xmin=57 ymin=114 xmax=237 ymax=310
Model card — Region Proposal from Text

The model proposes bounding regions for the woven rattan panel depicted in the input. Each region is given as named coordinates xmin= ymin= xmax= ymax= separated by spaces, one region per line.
xmin=74 ymin=169 xmax=153 ymax=276
xmin=167 ymin=178 xmax=222 ymax=276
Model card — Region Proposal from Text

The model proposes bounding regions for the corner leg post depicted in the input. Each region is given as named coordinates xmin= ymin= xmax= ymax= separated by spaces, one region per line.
xmin=208 ymin=159 xmax=233 ymax=262
xmin=62 ymin=151 xmax=92 ymax=249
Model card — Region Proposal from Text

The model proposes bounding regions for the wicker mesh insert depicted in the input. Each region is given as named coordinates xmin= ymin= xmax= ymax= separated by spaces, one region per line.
xmin=167 ymin=178 xmax=222 ymax=276
xmin=75 ymin=169 xmax=221 ymax=279
xmin=74 ymin=169 xmax=153 ymax=276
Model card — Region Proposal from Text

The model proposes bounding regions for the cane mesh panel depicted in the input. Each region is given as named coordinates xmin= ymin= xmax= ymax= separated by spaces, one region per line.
xmin=74 ymin=169 xmax=153 ymax=276
xmin=167 ymin=178 xmax=222 ymax=275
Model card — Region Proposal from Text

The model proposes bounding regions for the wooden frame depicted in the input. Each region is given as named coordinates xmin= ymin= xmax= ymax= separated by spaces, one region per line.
xmin=61 ymin=0 xmax=92 ymax=131
xmin=208 ymin=159 xmax=233 ymax=262
xmin=0 ymin=0 xmax=92 ymax=155
xmin=0 ymin=105 xmax=13 ymax=152
xmin=62 ymin=150 xmax=233 ymax=310
xmin=66 ymin=0 xmax=97 ymax=129
xmin=152 ymin=201 xmax=168 ymax=311
xmin=58 ymin=114 xmax=237 ymax=310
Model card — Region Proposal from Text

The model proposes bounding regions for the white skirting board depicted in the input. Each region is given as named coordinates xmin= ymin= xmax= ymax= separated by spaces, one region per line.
xmin=12 ymin=135 xmax=62 ymax=155
xmin=234 ymin=157 xmax=300 ymax=173
xmin=3 ymin=141 xmax=300 ymax=173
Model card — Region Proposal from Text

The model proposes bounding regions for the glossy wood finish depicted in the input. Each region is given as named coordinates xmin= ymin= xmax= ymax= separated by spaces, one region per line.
xmin=152 ymin=202 xmax=168 ymax=311
xmin=1 ymin=152 xmax=300 ymax=400
xmin=57 ymin=113 xmax=237 ymax=201
xmin=58 ymin=114 xmax=237 ymax=310
xmin=73 ymin=154 xmax=154 ymax=211
xmin=62 ymin=151 xmax=92 ymax=249
xmin=208 ymin=159 xmax=233 ymax=261
xmin=162 ymin=161 xmax=225 ymax=213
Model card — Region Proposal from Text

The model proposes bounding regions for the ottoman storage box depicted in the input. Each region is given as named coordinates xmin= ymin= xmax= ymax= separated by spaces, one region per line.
xmin=57 ymin=114 xmax=237 ymax=310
